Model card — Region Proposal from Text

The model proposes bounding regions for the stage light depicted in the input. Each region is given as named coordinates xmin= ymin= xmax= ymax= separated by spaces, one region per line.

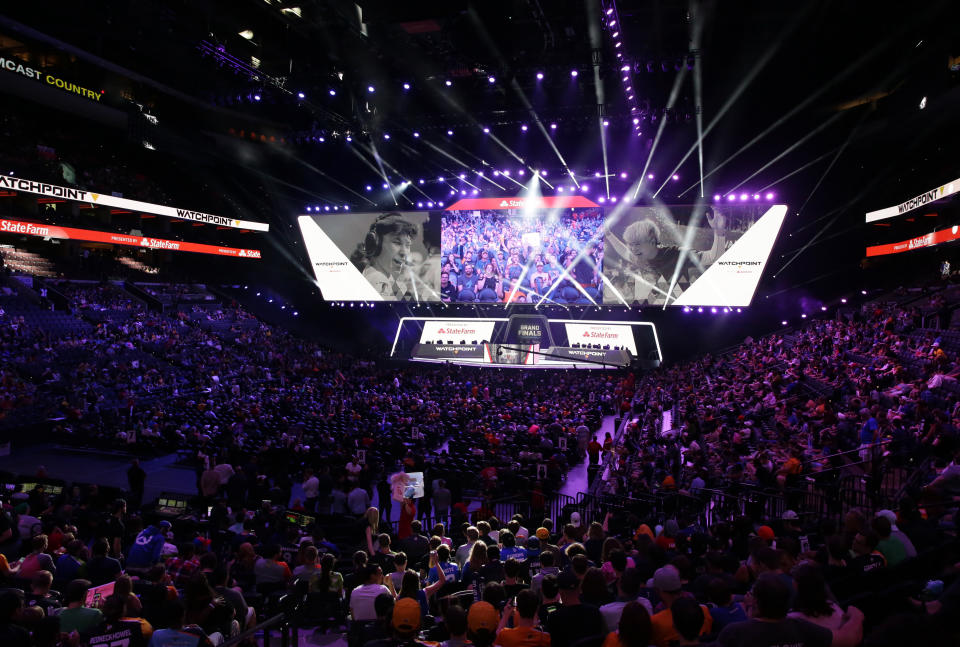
xmin=740 ymin=193 xmax=749 ymax=201
xmin=493 ymin=170 xmax=500 ymax=176
xmin=306 ymin=206 xmax=312 ymax=212
xmin=711 ymin=307 xmax=717 ymax=313
xmin=297 ymin=92 xmax=305 ymax=99
xmin=449 ymin=189 xmax=455 ymax=195
xmin=413 ymin=132 xmax=420 ymax=138
xmin=503 ymin=170 xmax=510 ymax=176
xmin=571 ymin=69 xmax=578 ymax=77
xmin=599 ymin=197 xmax=606 ymax=203
xmin=324 ymin=206 xmax=330 ymax=211
xmin=239 ymin=29 xmax=254 ymax=40
xmin=550 ymin=123 xmax=557 ymax=130
xmin=620 ymin=172 xmax=628 ymax=179
xmin=256 ymin=292 xmax=261 ymax=296
xmin=417 ymin=179 xmax=424 ymax=185
xmin=540 ymin=170 xmax=548 ymax=176
xmin=458 ymin=173 xmax=466 ymax=179
xmin=841 ymin=298 xmax=848 ymax=303
xmin=736 ymin=308 xmax=742 ymax=313
xmin=612 ymin=31 xmax=619 ymax=38
xmin=609 ymin=19 xmax=616 ymax=27
xmin=521 ymin=124 xmax=528 ymax=131
xmin=713 ymin=194 xmax=721 ymax=201
xmin=318 ymin=137 xmax=325 ymax=142
xmin=615 ymin=42 xmax=622 ymax=48
xmin=801 ymin=313 xmax=807 ymax=318
xmin=488 ymin=76 xmax=496 ymax=84
xmin=781 ymin=320 xmax=788 ymax=325
xmin=367 ymin=85 xmax=375 ymax=93
xmin=821 ymin=306 xmax=828 ymax=311
xmin=603 ymin=120 xmax=610 ymax=126
xmin=445 ymin=80 xmax=452 ymax=86
xmin=345 ymin=135 xmax=352 ymax=142
xmin=697 ymin=307 xmax=703 ymax=313
xmin=438 ymin=202 xmax=444 ymax=206
xmin=471 ymin=189 xmax=479 ymax=195
xmin=753 ymin=194 xmax=760 ymax=200
xmin=595 ymin=171 xmax=602 ymax=178
xmin=518 ymin=169 xmax=525 ymax=176
xmin=417 ymin=202 xmax=423 ymax=207
xmin=581 ymin=184 xmax=589 ymax=192
xmin=437 ymin=176 xmax=444 ymax=181
xmin=427 ymin=201 xmax=434 ymax=207
xmin=683 ymin=307 xmax=690 ymax=313
xmin=558 ymin=186 xmax=564 ymax=193
xmin=861 ymin=290 xmax=867 ymax=295
xmin=329 ymin=89 xmax=336 ymax=96
xmin=606 ymin=7 xmax=613 ymax=15
xmin=617 ymin=52 xmax=622 ymax=58
xmin=536 ymin=72 xmax=544 ymax=80
xmin=766 ymin=192 xmax=775 ymax=200
xmin=253 ymin=94 xmax=261 ymax=101
xmin=293 ymin=312 xmax=298 ymax=316
xmin=447 ymin=130 xmax=453 ymax=136
xmin=611 ymin=196 xmax=618 ymax=202
xmin=919 ymin=96 xmax=927 ymax=109
xmin=727 ymin=194 xmax=736 ymax=201
xmin=621 ymin=65 xmax=630 ymax=72
xmin=672 ymin=174 xmax=679 ymax=181
xmin=382 ymin=182 xmax=389 ymax=189
xmin=333 ymin=206 xmax=339 ymax=211
xmin=344 ymin=205 xmax=349 ymax=211
xmin=383 ymin=133 xmax=390 ymax=139
xmin=622 ymin=76 xmax=628 ymax=82
xmin=460 ymin=190 xmax=467 ymax=195
xmin=403 ymin=82 xmax=411 ymax=90
xmin=647 ymin=173 xmax=654 ymax=179
xmin=365 ymin=185 xmax=372 ymax=191
xmin=483 ymin=127 xmax=490 ymax=133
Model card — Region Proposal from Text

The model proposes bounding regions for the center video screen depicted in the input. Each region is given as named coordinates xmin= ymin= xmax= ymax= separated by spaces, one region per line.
xmin=298 ymin=201 xmax=785 ymax=306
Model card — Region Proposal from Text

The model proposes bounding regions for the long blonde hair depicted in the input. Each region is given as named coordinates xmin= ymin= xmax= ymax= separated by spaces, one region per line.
xmin=365 ymin=507 xmax=380 ymax=530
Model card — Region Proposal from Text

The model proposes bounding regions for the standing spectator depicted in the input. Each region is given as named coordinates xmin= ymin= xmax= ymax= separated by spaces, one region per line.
xmin=302 ymin=468 xmax=320 ymax=514
xmin=601 ymin=601 xmax=651 ymax=647
xmin=546 ymin=571 xmax=604 ymax=647
xmin=433 ymin=479 xmax=452 ymax=522
xmin=348 ymin=484 xmax=371 ymax=516
xmin=649 ymin=567 xmax=712 ymax=647
xmin=496 ymin=589 xmax=551 ymax=647
xmin=87 ymin=538 xmax=123 ymax=585
xmin=350 ymin=564 xmax=390 ymax=621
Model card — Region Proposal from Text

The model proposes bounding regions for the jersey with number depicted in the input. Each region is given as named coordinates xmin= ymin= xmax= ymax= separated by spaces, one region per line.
xmin=87 ymin=620 xmax=146 ymax=647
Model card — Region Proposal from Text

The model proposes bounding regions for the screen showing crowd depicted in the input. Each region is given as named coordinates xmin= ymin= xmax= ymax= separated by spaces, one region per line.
xmin=298 ymin=203 xmax=785 ymax=306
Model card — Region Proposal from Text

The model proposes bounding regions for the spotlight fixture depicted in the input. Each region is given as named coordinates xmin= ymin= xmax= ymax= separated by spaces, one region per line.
xmin=550 ymin=123 xmax=557 ymax=130
xmin=329 ymin=89 xmax=336 ymax=96
xmin=445 ymin=80 xmax=452 ymax=86
xmin=536 ymin=72 xmax=544 ymax=80
xmin=647 ymin=173 xmax=654 ymax=179
xmin=521 ymin=124 xmax=528 ymax=131
xmin=488 ymin=76 xmax=496 ymax=84
xmin=570 ymin=69 xmax=578 ymax=77
xmin=483 ymin=127 xmax=490 ymax=133
xmin=253 ymin=94 xmax=261 ymax=101
xmin=447 ymin=130 xmax=453 ymax=136
xmin=672 ymin=174 xmax=679 ymax=181
xmin=367 ymin=85 xmax=375 ymax=93
xmin=403 ymin=82 xmax=411 ymax=90
xmin=297 ymin=92 xmax=305 ymax=99
xmin=413 ymin=132 xmax=420 ymax=137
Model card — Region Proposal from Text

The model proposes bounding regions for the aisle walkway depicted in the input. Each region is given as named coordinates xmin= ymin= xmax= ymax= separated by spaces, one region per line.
xmin=558 ymin=414 xmax=617 ymax=499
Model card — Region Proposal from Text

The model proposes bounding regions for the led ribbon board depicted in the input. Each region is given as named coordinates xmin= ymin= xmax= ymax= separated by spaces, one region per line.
xmin=0 ymin=174 xmax=269 ymax=232
xmin=865 ymin=176 xmax=960 ymax=223
xmin=0 ymin=218 xmax=262 ymax=258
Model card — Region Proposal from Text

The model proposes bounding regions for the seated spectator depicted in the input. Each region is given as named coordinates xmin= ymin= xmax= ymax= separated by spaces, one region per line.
xmin=849 ymin=530 xmax=886 ymax=574
xmin=601 ymin=601 xmax=652 ymax=647
xmin=600 ymin=568 xmax=652 ymax=633
xmin=503 ymin=558 xmax=529 ymax=600
xmin=368 ymin=596 xmax=427 ymax=647
xmin=496 ymin=589 xmax=550 ymax=647
xmin=148 ymin=597 xmax=216 ymax=647
xmin=58 ymin=578 xmax=104 ymax=634
xmin=294 ymin=545 xmax=321 ymax=579
xmin=128 ymin=521 xmax=172 ymax=569
xmin=715 ymin=573 xmax=862 ymax=647
xmin=546 ymin=570 xmax=604 ymax=647
xmin=87 ymin=538 xmax=123 ymax=586
xmin=25 ymin=570 xmax=61 ymax=615
xmin=469 ymin=601 xmax=501 ymax=647
xmin=0 ymin=589 xmax=30 ymax=647
xmin=671 ymin=597 xmax=706 ymax=647
xmin=17 ymin=533 xmax=55 ymax=578
xmin=254 ymin=544 xmax=292 ymax=587
xmin=350 ymin=564 xmax=390 ymax=621
xmin=871 ymin=516 xmax=907 ymax=567
xmin=705 ymin=577 xmax=746 ymax=634
xmin=441 ymin=604 xmax=470 ymax=647
xmin=649 ymin=567 xmax=712 ymax=647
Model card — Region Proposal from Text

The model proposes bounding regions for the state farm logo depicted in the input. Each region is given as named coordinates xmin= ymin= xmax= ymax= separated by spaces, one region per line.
xmin=908 ymin=234 xmax=934 ymax=250
xmin=436 ymin=327 xmax=476 ymax=335
xmin=583 ymin=330 xmax=618 ymax=339
xmin=140 ymin=237 xmax=180 ymax=250
xmin=499 ymin=199 xmax=525 ymax=208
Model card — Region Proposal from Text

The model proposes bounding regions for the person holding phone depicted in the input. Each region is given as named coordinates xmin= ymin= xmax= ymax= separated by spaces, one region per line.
xmin=496 ymin=590 xmax=551 ymax=647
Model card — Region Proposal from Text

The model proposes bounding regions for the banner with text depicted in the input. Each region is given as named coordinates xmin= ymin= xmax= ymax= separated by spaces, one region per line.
xmin=865 ymin=176 xmax=960 ymax=223
xmin=0 ymin=174 xmax=269 ymax=232
xmin=419 ymin=319 xmax=497 ymax=344
xmin=563 ymin=322 xmax=638 ymax=355
xmin=0 ymin=218 xmax=262 ymax=259
xmin=866 ymin=225 xmax=960 ymax=257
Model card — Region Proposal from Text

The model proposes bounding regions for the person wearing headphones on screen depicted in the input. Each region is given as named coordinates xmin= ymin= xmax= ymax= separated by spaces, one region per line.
xmin=607 ymin=208 xmax=729 ymax=305
xmin=351 ymin=213 xmax=418 ymax=300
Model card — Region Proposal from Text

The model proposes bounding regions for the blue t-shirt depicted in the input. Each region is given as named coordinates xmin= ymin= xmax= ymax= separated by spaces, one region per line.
xmin=427 ymin=561 xmax=461 ymax=584
xmin=860 ymin=418 xmax=878 ymax=444
xmin=149 ymin=627 xmax=207 ymax=647
xmin=127 ymin=525 xmax=167 ymax=568
xmin=500 ymin=546 xmax=528 ymax=562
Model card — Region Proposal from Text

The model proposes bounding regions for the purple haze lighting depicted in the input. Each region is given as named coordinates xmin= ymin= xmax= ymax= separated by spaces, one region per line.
xmin=727 ymin=194 xmax=736 ymax=201
xmin=711 ymin=307 xmax=717 ymax=314
xmin=471 ymin=189 xmax=478 ymax=195
xmin=540 ymin=170 xmax=548 ymax=176
xmin=518 ymin=169 xmax=525 ymax=176
xmin=753 ymin=194 xmax=760 ymax=200
xmin=503 ymin=170 xmax=510 ymax=176
xmin=460 ymin=190 xmax=466 ymax=196
xmin=595 ymin=172 xmax=602 ymax=178
xmin=449 ymin=189 xmax=455 ymax=195
xmin=581 ymin=184 xmax=589 ymax=192
xmin=633 ymin=118 xmax=639 ymax=124
xmin=459 ymin=174 xmax=466 ymax=179
xmin=697 ymin=307 xmax=703 ymax=313
xmin=740 ymin=193 xmax=749 ymax=201
xmin=611 ymin=196 xmax=618 ymax=202
xmin=599 ymin=197 xmax=606 ymax=203
xmin=493 ymin=170 xmax=500 ymax=176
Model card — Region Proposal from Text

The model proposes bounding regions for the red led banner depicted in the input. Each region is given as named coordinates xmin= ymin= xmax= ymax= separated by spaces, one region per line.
xmin=444 ymin=196 xmax=600 ymax=210
xmin=866 ymin=226 xmax=960 ymax=257
xmin=0 ymin=218 xmax=262 ymax=258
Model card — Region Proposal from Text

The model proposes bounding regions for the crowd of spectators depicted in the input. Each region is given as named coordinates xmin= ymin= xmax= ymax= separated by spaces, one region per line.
xmin=439 ymin=210 xmax=604 ymax=304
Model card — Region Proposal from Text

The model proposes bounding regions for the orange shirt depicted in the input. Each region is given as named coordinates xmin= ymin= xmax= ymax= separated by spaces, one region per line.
xmin=649 ymin=605 xmax=713 ymax=647
xmin=497 ymin=626 xmax=551 ymax=647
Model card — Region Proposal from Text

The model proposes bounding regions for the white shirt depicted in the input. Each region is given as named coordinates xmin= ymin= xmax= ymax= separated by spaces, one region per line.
xmin=303 ymin=476 xmax=320 ymax=499
xmin=350 ymin=583 xmax=390 ymax=620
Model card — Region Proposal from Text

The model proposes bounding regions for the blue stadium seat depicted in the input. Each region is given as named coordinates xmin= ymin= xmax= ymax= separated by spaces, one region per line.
xmin=561 ymin=286 xmax=579 ymax=301
xmin=477 ymin=288 xmax=499 ymax=302
xmin=457 ymin=290 xmax=476 ymax=302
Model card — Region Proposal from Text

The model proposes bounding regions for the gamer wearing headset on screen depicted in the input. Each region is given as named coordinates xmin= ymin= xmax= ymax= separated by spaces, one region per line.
xmin=606 ymin=208 xmax=730 ymax=305
xmin=350 ymin=213 xmax=418 ymax=300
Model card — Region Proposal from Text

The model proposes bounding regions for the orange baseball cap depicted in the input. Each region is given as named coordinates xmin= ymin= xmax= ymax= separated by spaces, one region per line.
xmin=536 ymin=527 xmax=551 ymax=541
xmin=468 ymin=601 xmax=500 ymax=633
xmin=392 ymin=598 xmax=422 ymax=632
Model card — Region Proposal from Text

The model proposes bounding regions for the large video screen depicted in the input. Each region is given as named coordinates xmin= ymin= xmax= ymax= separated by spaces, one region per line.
xmin=298 ymin=200 xmax=786 ymax=306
